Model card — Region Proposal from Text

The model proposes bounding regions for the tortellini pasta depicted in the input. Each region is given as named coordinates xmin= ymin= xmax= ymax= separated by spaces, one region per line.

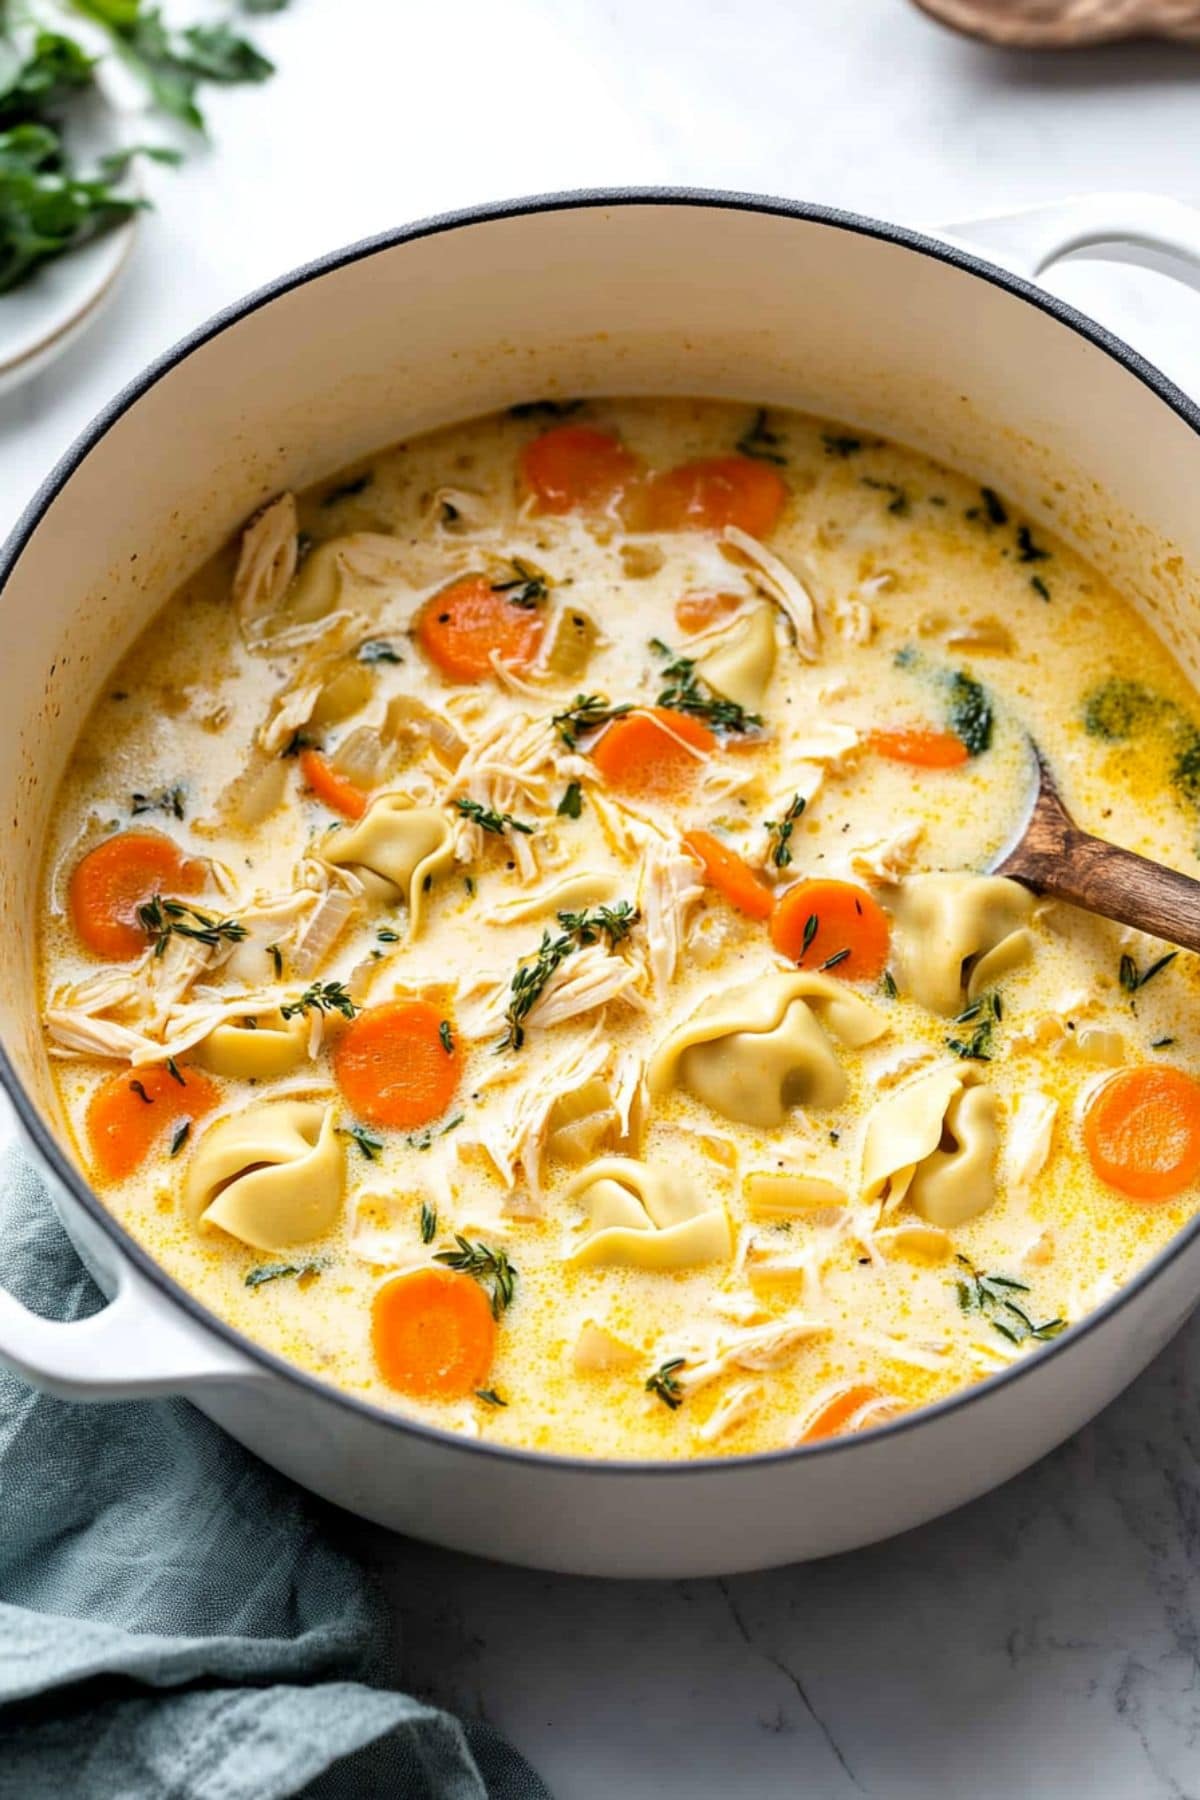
xmin=565 ymin=1156 xmax=731 ymax=1269
xmin=187 ymin=1101 xmax=344 ymax=1250
xmin=648 ymin=971 xmax=887 ymax=1127
xmin=889 ymin=872 xmax=1035 ymax=1016
xmin=488 ymin=870 xmax=622 ymax=926
xmin=861 ymin=1064 xmax=998 ymax=1227
xmin=321 ymin=793 xmax=454 ymax=930
xmin=696 ymin=603 xmax=776 ymax=710
xmin=193 ymin=1010 xmax=310 ymax=1080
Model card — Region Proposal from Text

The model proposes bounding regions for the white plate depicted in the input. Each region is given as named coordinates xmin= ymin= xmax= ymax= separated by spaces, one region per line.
xmin=0 ymin=88 xmax=140 ymax=396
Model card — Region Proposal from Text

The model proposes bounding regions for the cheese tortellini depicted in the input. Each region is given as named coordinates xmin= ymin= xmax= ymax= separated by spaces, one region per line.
xmin=193 ymin=1011 xmax=310 ymax=1080
xmin=187 ymin=1100 xmax=344 ymax=1250
xmin=889 ymin=873 xmax=1035 ymax=1016
xmin=321 ymin=793 xmax=454 ymax=930
xmin=648 ymin=971 xmax=887 ymax=1127
xmin=565 ymin=1157 xmax=731 ymax=1269
xmin=862 ymin=1064 xmax=998 ymax=1227
xmin=696 ymin=603 xmax=776 ymax=710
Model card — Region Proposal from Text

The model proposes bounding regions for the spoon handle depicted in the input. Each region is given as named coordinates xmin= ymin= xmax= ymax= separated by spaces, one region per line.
xmin=996 ymin=782 xmax=1200 ymax=955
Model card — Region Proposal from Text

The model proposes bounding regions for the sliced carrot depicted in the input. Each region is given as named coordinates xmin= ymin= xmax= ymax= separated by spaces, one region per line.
xmin=69 ymin=830 xmax=205 ymax=961
xmin=770 ymin=878 xmax=890 ymax=982
xmin=520 ymin=425 xmax=641 ymax=516
xmin=414 ymin=573 xmax=546 ymax=684
xmin=298 ymin=748 xmax=368 ymax=820
xmin=590 ymin=707 xmax=716 ymax=800
xmin=674 ymin=591 xmax=744 ymax=634
xmin=334 ymin=999 xmax=461 ymax=1130
xmin=684 ymin=829 xmax=774 ymax=921
xmin=799 ymin=1384 xmax=885 ymax=1444
xmin=1083 ymin=1066 xmax=1200 ymax=1201
xmin=86 ymin=1063 xmax=218 ymax=1182
xmin=372 ymin=1266 xmax=496 ymax=1399
xmin=869 ymin=727 xmax=969 ymax=769
xmin=637 ymin=455 xmax=787 ymax=537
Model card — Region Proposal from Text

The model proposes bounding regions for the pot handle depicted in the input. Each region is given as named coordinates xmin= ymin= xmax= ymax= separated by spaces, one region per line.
xmin=940 ymin=191 xmax=1200 ymax=292
xmin=0 ymin=1237 xmax=262 ymax=1402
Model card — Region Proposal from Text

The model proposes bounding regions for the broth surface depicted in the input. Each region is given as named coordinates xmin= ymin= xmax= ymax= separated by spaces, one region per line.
xmin=38 ymin=398 xmax=1200 ymax=1457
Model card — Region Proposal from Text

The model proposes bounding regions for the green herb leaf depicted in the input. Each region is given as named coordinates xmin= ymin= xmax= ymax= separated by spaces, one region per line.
xmin=1119 ymin=950 xmax=1177 ymax=994
xmin=1030 ymin=575 xmax=1051 ymax=602
xmin=322 ymin=473 xmax=372 ymax=506
xmin=343 ymin=1123 xmax=383 ymax=1160
xmin=439 ymin=1018 xmax=454 ymax=1055
xmin=765 ymin=793 xmax=805 ymax=868
xmin=280 ymin=980 xmax=358 ymax=1021
xmin=1015 ymin=524 xmax=1050 ymax=564
xmin=736 ymin=408 xmax=786 ymax=465
xmin=653 ymin=642 xmax=762 ymax=736
xmin=130 ymin=784 xmax=185 ymax=820
xmin=169 ymin=1119 xmax=190 ymax=1156
xmin=499 ymin=903 xmax=638 ymax=1051
xmin=944 ymin=670 xmax=993 ymax=757
xmin=419 ymin=1201 xmax=437 ymax=1245
xmin=821 ymin=432 xmax=863 ymax=458
xmin=475 ymin=1387 xmax=508 ymax=1407
xmin=136 ymin=896 xmax=247 ymax=955
xmin=645 ymin=1357 xmax=686 ymax=1410
xmin=551 ymin=692 xmax=632 ymax=750
xmin=557 ymin=781 xmax=583 ymax=819
xmin=434 ymin=1235 xmax=516 ymax=1317
xmin=491 ymin=558 xmax=548 ymax=609
xmin=508 ymin=398 xmax=582 ymax=420
xmin=357 ymin=638 xmax=402 ymax=664
xmin=245 ymin=1256 xmax=327 ymax=1289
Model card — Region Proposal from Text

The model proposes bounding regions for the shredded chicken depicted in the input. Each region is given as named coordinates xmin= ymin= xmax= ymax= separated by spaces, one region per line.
xmin=696 ymin=1379 xmax=762 ymax=1443
xmin=464 ymin=1036 xmax=608 ymax=1206
xmin=669 ymin=1314 xmax=828 ymax=1396
xmin=233 ymin=494 xmax=298 ymax=642
xmin=849 ymin=822 xmax=925 ymax=886
xmin=638 ymin=835 xmax=705 ymax=994
xmin=533 ymin=944 xmax=645 ymax=1031
xmin=721 ymin=525 xmax=820 ymax=660
xmin=1007 ymin=1091 xmax=1058 ymax=1194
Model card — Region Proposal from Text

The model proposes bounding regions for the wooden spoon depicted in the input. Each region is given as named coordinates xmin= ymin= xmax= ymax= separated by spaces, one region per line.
xmin=993 ymin=744 xmax=1200 ymax=953
xmin=913 ymin=0 xmax=1200 ymax=48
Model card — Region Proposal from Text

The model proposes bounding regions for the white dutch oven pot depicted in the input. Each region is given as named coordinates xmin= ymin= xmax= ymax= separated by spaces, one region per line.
xmin=2 ymin=190 xmax=1200 ymax=1578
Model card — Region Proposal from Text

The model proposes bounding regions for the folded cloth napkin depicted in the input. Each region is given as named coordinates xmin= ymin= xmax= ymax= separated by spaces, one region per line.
xmin=0 ymin=1145 xmax=550 ymax=1800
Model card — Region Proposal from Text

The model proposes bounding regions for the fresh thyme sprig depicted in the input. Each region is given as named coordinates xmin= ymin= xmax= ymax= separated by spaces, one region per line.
xmin=736 ymin=408 xmax=786 ymax=465
xmin=946 ymin=990 xmax=1002 ymax=1061
xmin=765 ymin=794 xmax=806 ymax=869
xmin=499 ymin=902 xmax=639 ymax=1051
xmin=342 ymin=1123 xmax=383 ymax=1160
xmin=419 ymin=1201 xmax=438 ymax=1245
xmin=551 ymin=693 xmax=633 ymax=750
xmin=653 ymin=643 xmax=762 ymax=736
xmin=131 ymin=784 xmax=185 ymax=820
xmin=454 ymin=797 xmax=535 ymax=837
xmin=645 ymin=1358 xmax=686 ymax=1410
xmin=491 ymin=558 xmax=548 ymax=609
xmin=434 ymin=1236 xmax=517 ymax=1318
xmin=245 ymin=1256 xmax=328 ymax=1289
xmin=136 ymin=896 xmax=247 ymax=957
xmin=280 ymin=980 xmax=358 ymax=1021
xmin=954 ymin=1255 xmax=1065 ymax=1346
xmin=1119 ymin=950 xmax=1177 ymax=995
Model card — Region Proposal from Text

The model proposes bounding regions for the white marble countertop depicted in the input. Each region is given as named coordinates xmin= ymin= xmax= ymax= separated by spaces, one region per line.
xmin=5 ymin=3 xmax=1200 ymax=1794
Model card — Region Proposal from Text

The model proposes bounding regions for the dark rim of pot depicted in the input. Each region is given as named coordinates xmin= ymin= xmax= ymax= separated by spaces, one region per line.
xmin=3 ymin=186 xmax=1199 ymax=1479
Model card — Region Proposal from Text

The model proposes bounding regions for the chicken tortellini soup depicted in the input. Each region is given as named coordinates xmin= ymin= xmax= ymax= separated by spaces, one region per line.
xmin=39 ymin=399 xmax=1200 ymax=1457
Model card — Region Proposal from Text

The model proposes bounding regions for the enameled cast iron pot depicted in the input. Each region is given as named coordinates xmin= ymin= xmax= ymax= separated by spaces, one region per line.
xmin=3 ymin=189 xmax=1200 ymax=1578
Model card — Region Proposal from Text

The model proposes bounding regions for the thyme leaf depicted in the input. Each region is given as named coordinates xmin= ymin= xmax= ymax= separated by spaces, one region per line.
xmin=136 ymin=897 xmax=247 ymax=956
xmin=434 ymin=1235 xmax=516 ymax=1317
xmin=551 ymin=692 xmax=632 ymax=750
xmin=1119 ymin=950 xmax=1177 ymax=994
xmin=131 ymin=784 xmax=185 ymax=820
xmin=653 ymin=643 xmax=762 ymax=735
xmin=343 ymin=1123 xmax=383 ymax=1160
xmin=491 ymin=558 xmax=548 ymax=609
xmin=736 ymin=408 xmax=786 ymax=465
xmin=419 ymin=1201 xmax=437 ymax=1245
xmin=475 ymin=1387 xmax=508 ymax=1407
xmin=499 ymin=903 xmax=638 ymax=1051
xmin=645 ymin=1358 xmax=686 ymax=1410
xmin=455 ymin=797 xmax=535 ymax=836
xmin=765 ymin=793 xmax=806 ymax=868
xmin=357 ymin=638 xmax=402 ymax=664
xmin=245 ymin=1256 xmax=328 ymax=1289
xmin=280 ymin=980 xmax=358 ymax=1021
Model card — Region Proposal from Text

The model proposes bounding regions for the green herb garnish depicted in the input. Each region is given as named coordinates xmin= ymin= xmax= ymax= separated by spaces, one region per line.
xmin=357 ymin=638 xmax=402 ymax=664
xmin=1119 ymin=950 xmax=1177 ymax=994
xmin=955 ymin=1255 xmax=1065 ymax=1345
xmin=881 ymin=969 xmax=898 ymax=999
xmin=980 ymin=486 xmax=1008 ymax=525
xmin=861 ymin=475 xmax=909 ymax=516
xmin=280 ymin=980 xmax=358 ymax=1021
xmin=765 ymin=794 xmax=805 ymax=868
xmin=136 ymin=897 xmax=247 ymax=956
xmin=654 ymin=644 xmax=761 ymax=735
xmin=557 ymin=781 xmax=583 ymax=820
xmin=128 ymin=1079 xmax=152 ymax=1104
xmin=551 ymin=692 xmax=633 ymax=750
xmin=245 ymin=1257 xmax=327 ymax=1289
xmin=419 ymin=1201 xmax=437 ymax=1245
xmin=131 ymin=784 xmax=185 ymax=820
xmin=454 ymin=797 xmax=535 ymax=836
xmin=944 ymin=670 xmax=993 ymax=757
xmin=343 ymin=1123 xmax=383 ymax=1161
xmin=946 ymin=991 xmax=1002 ymax=1061
xmin=821 ymin=432 xmax=863 ymax=458
xmin=434 ymin=1236 xmax=516 ymax=1317
xmin=645 ymin=1358 xmax=686 ymax=1410
xmin=166 ymin=1058 xmax=184 ymax=1085
xmin=1016 ymin=524 xmax=1050 ymax=564
xmin=169 ymin=1119 xmax=190 ymax=1156
xmin=499 ymin=902 xmax=638 ymax=1051
xmin=508 ymin=398 xmax=582 ymax=420
xmin=475 ymin=1388 xmax=508 ymax=1407
xmin=821 ymin=947 xmax=851 ymax=972
xmin=491 ymin=559 xmax=548 ymax=608
xmin=439 ymin=1019 xmax=455 ymax=1055
xmin=322 ymin=474 xmax=372 ymax=506
xmin=736 ymin=408 xmax=786 ymax=464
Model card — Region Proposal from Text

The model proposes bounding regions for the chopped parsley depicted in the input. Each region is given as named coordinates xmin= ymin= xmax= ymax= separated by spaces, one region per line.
xmin=765 ymin=793 xmax=806 ymax=868
xmin=280 ymin=980 xmax=358 ymax=1021
xmin=454 ymin=797 xmax=535 ymax=836
xmin=557 ymin=781 xmax=584 ymax=820
xmin=736 ymin=408 xmax=786 ymax=464
xmin=434 ymin=1236 xmax=516 ymax=1317
xmin=944 ymin=670 xmax=994 ymax=757
xmin=645 ymin=1358 xmax=686 ymax=1410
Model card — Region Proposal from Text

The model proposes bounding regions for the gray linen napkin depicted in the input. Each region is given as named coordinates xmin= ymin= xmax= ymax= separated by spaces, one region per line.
xmin=0 ymin=1145 xmax=550 ymax=1800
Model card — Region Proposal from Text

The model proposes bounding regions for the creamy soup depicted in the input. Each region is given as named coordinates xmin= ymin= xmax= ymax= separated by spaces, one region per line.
xmin=37 ymin=398 xmax=1200 ymax=1458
